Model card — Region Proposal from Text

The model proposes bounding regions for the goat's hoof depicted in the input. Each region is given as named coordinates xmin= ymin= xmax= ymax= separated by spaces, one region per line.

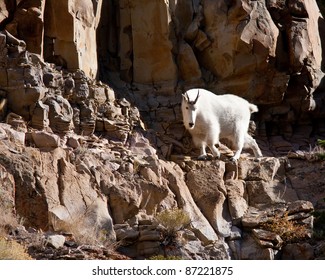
xmin=197 ymin=155 xmax=208 ymax=161
xmin=229 ymin=157 xmax=238 ymax=163
xmin=254 ymin=157 xmax=262 ymax=162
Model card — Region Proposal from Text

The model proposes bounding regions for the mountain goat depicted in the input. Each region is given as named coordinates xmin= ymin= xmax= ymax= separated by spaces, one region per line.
xmin=181 ymin=88 xmax=262 ymax=161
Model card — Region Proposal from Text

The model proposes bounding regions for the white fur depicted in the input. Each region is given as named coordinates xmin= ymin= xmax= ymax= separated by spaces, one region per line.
xmin=181 ymin=88 xmax=262 ymax=161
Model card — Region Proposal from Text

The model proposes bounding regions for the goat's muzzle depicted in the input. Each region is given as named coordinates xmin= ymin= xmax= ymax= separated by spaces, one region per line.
xmin=189 ymin=122 xmax=194 ymax=128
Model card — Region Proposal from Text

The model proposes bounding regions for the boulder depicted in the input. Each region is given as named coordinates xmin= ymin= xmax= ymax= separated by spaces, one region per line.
xmin=240 ymin=234 xmax=275 ymax=260
xmin=282 ymin=243 xmax=314 ymax=260
xmin=44 ymin=95 xmax=74 ymax=134
xmin=46 ymin=234 xmax=66 ymax=249
xmin=238 ymin=157 xmax=281 ymax=181
xmin=31 ymin=131 xmax=60 ymax=149
xmin=246 ymin=180 xmax=298 ymax=206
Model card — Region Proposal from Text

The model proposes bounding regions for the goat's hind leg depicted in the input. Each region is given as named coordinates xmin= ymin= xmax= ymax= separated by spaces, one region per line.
xmin=244 ymin=134 xmax=262 ymax=158
xmin=230 ymin=133 xmax=245 ymax=162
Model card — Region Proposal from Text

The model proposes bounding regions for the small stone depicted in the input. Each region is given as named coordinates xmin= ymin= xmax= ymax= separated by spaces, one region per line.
xmin=46 ymin=234 xmax=66 ymax=249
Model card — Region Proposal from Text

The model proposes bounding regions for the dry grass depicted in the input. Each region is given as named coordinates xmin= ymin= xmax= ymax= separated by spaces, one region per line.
xmin=305 ymin=145 xmax=325 ymax=161
xmin=67 ymin=220 xmax=108 ymax=246
xmin=51 ymin=209 xmax=111 ymax=246
xmin=155 ymin=208 xmax=191 ymax=237
xmin=316 ymin=139 xmax=325 ymax=160
xmin=0 ymin=211 xmax=19 ymax=236
xmin=260 ymin=213 xmax=309 ymax=243
xmin=0 ymin=237 xmax=32 ymax=260
xmin=290 ymin=141 xmax=325 ymax=161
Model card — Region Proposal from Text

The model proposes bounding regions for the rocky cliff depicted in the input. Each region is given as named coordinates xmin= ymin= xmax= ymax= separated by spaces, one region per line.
xmin=0 ymin=0 xmax=325 ymax=260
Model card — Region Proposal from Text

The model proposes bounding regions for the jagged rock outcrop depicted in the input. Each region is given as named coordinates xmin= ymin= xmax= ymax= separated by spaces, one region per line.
xmin=0 ymin=0 xmax=102 ymax=79
xmin=1 ymin=120 xmax=323 ymax=259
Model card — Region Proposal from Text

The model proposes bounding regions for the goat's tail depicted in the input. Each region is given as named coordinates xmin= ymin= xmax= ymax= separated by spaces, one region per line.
xmin=249 ymin=103 xmax=258 ymax=113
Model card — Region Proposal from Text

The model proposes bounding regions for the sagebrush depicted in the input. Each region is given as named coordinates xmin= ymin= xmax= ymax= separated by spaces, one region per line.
xmin=260 ymin=213 xmax=309 ymax=243
xmin=155 ymin=208 xmax=191 ymax=237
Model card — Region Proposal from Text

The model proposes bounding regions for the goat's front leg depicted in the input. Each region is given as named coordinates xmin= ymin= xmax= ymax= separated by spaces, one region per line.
xmin=230 ymin=150 xmax=242 ymax=162
xmin=209 ymin=143 xmax=220 ymax=159
xmin=197 ymin=143 xmax=208 ymax=160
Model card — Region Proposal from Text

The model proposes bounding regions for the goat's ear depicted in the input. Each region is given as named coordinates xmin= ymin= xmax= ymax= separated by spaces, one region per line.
xmin=182 ymin=94 xmax=188 ymax=102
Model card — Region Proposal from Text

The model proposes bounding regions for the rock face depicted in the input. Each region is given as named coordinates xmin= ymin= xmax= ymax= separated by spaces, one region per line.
xmin=98 ymin=0 xmax=325 ymax=156
xmin=1 ymin=0 xmax=102 ymax=79
xmin=1 ymin=121 xmax=323 ymax=259
xmin=1 ymin=0 xmax=325 ymax=260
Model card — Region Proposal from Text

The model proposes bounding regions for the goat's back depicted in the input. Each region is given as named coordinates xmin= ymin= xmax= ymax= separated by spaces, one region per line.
xmin=187 ymin=89 xmax=253 ymax=117
xmin=186 ymin=89 xmax=255 ymax=136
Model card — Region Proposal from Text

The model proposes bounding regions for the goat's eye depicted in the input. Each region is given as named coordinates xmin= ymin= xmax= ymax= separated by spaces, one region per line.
xmin=186 ymin=106 xmax=189 ymax=110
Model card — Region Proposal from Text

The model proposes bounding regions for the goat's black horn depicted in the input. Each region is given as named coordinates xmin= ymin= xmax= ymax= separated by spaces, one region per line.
xmin=194 ymin=90 xmax=200 ymax=104
xmin=185 ymin=91 xmax=190 ymax=102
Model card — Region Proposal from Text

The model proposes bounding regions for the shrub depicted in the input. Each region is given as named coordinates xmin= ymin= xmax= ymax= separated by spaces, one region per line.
xmin=156 ymin=208 xmax=190 ymax=233
xmin=0 ymin=237 xmax=32 ymax=260
xmin=155 ymin=208 xmax=190 ymax=238
xmin=260 ymin=212 xmax=309 ymax=243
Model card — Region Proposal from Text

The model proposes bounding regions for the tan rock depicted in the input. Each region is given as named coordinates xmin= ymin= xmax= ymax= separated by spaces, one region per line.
xmin=186 ymin=162 xmax=232 ymax=237
xmin=161 ymin=160 xmax=219 ymax=243
xmin=238 ymin=157 xmax=281 ymax=181
xmin=177 ymin=42 xmax=202 ymax=83
xmin=44 ymin=95 xmax=74 ymax=134
xmin=44 ymin=0 xmax=103 ymax=78
xmin=241 ymin=234 xmax=275 ymax=260
xmin=46 ymin=234 xmax=66 ymax=249
xmin=251 ymin=228 xmax=283 ymax=249
xmin=199 ymin=0 xmax=281 ymax=100
xmin=286 ymin=159 xmax=325 ymax=208
xmin=30 ymin=101 xmax=49 ymax=129
xmin=0 ymin=2 xmax=10 ymax=24
xmin=31 ymin=130 xmax=60 ymax=149
xmin=246 ymin=180 xmax=298 ymax=206
xmin=115 ymin=224 xmax=139 ymax=243
xmin=1 ymin=122 xmax=25 ymax=145
xmin=287 ymin=0 xmax=322 ymax=72
xmin=226 ymin=180 xmax=248 ymax=223
xmin=119 ymin=0 xmax=177 ymax=85
xmin=0 ymin=163 xmax=16 ymax=215
xmin=107 ymin=159 xmax=175 ymax=224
